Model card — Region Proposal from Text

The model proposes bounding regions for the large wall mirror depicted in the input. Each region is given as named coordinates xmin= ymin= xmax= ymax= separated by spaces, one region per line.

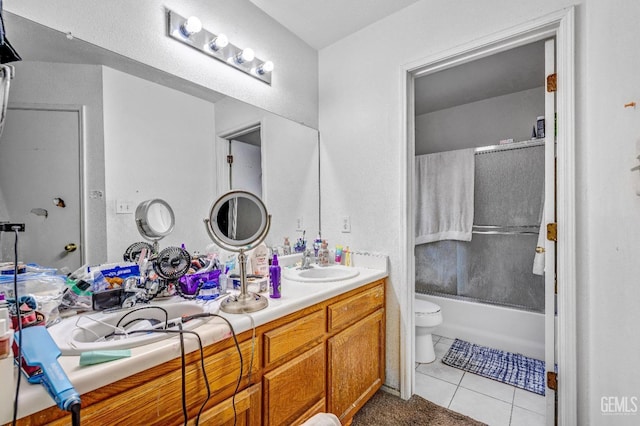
xmin=0 ymin=13 xmax=319 ymax=270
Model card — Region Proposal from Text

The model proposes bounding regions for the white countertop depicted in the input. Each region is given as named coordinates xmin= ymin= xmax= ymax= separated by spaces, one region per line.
xmin=2 ymin=253 xmax=388 ymax=423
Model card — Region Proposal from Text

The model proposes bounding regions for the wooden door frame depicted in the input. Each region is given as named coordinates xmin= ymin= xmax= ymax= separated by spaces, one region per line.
xmin=399 ymin=7 xmax=576 ymax=424
xmin=5 ymin=102 xmax=86 ymax=266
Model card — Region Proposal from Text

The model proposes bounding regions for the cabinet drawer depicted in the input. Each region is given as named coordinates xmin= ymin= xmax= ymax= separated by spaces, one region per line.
xmin=264 ymin=308 xmax=325 ymax=367
xmin=327 ymin=283 xmax=384 ymax=332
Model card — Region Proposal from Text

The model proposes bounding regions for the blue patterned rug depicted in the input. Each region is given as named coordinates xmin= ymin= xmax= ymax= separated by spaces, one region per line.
xmin=442 ymin=338 xmax=546 ymax=395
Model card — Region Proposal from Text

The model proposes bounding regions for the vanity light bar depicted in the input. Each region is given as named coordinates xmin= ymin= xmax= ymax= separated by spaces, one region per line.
xmin=167 ymin=10 xmax=273 ymax=85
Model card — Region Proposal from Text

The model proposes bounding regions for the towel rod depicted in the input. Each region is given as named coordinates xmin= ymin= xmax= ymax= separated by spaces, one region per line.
xmin=472 ymin=230 xmax=539 ymax=236
xmin=472 ymin=224 xmax=539 ymax=236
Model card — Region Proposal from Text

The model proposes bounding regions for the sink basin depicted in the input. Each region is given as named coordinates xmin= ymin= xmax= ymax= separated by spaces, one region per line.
xmin=49 ymin=300 xmax=217 ymax=355
xmin=284 ymin=265 xmax=359 ymax=283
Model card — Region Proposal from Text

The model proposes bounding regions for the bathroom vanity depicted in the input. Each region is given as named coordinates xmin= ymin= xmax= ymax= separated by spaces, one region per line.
xmin=8 ymin=264 xmax=387 ymax=426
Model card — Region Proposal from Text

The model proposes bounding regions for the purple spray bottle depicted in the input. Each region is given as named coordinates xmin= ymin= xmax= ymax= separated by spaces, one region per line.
xmin=269 ymin=254 xmax=281 ymax=298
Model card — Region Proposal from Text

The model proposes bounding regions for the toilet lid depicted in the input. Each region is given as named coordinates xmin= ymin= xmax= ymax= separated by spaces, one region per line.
xmin=415 ymin=299 xmax=441 ymax=314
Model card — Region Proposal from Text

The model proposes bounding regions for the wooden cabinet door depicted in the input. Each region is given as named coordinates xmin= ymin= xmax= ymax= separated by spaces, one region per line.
xmin=194 ymin=383 xmax=261 ymax=426
xmin=327 ymin=309 xmax=385 ymax=422
xmin=263 ymin=344 xmax=326 ymax=426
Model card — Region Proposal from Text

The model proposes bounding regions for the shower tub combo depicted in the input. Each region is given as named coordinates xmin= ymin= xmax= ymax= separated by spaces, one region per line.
xmin=415 ymin=141 xmax=547 ymax=360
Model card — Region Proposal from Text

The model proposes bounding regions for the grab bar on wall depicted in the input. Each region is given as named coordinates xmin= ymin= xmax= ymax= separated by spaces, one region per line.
xmin=472 ymin=225 xmax=539 ymax=236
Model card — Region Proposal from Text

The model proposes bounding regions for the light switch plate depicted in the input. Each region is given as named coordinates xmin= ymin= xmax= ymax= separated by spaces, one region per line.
xmin=116 ymin=200 xmax=133 ymax=214
xmin=341 ymin=216 xmax=351 ymax=233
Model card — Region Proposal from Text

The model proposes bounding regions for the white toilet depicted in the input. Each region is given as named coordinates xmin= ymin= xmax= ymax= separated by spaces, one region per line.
xmin=415 ymin=298 xmax=443 ymax=363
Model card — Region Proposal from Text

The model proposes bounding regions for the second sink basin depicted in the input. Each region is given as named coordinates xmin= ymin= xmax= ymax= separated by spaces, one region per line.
xmin=49 ymin=300 xmax=216 ymax=355
xmin=284 ymin=265 xmax=360 ymax=283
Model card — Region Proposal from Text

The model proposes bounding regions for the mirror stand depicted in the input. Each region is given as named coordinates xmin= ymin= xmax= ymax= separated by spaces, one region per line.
xmin=219 ymin=249 xmax=269 ymax=313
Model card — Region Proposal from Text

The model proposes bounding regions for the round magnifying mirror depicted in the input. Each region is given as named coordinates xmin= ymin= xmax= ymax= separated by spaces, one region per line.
xmin=207 ymin=191 xmax=269 ymax=249
xmin=135 ymin=199 xmax=175 ymax=240
xmin=204 ymin=190 xmax=271 ymax=314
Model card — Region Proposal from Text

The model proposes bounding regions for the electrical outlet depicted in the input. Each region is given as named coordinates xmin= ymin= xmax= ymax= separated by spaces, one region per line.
xmin=296 ymin=217 xmax=304 ymax=231
xmin=116 ymin=200 xmax=133 ymax=214
xmin=341 ymin=216 xmax=351 ymax=233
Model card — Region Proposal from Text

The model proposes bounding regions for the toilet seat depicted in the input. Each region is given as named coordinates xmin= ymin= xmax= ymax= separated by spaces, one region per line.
xmin=415 ymin=298 xmax=443 ymax=328
xmin=415 ymin=299 xmax=441 ymax=315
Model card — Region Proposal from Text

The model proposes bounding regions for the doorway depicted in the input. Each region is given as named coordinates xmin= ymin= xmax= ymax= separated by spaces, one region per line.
xmin=220 ymin=123 xmax=262 ymax=197
xmin=400 ymin=8 xmax=576 ymax=425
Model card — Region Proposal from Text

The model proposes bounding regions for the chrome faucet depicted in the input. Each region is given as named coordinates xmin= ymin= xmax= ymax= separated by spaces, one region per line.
xmin=300 ymin=250 xmax=314 ymax=269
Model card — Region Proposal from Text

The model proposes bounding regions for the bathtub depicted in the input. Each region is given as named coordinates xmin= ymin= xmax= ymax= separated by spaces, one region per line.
xmin=417 ymin=293 xmax=545 ymax=360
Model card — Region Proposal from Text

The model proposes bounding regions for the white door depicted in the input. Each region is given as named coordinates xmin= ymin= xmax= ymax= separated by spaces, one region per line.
xmin=543 ymin=38 xmax=557 ymax=424
xmin=230 ymin=139 xmax=262 ymax=197
xmin=0 ymin=106 xmax=83 ymax=271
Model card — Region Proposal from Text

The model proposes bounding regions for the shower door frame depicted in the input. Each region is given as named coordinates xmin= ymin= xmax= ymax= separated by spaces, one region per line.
xmin=399 ymin=7 xmax=576 ymax=425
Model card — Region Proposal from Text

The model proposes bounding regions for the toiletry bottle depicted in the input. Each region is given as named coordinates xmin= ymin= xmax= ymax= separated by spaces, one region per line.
xmin=313 ymin=234 xmax=322 ymax=258
xmin=219 ymin=266 xmax=229 ymax=293
xmin=536 ymin=116 xmax=545 ymax=138
xmin=252 ymin=243 xmax=269 ymax=277
xmin=344 ymin=247 xmax=352 ymax=267
xmin=0 ymin=319 xmax=11 ymax=359
xmin=319 ymin=240 xmax=330 ymax=267
xmin=283 ymin=237 xmax=291 ymax=255
xmin=334 ymin=245 xmax=343 ymax=264
xmin=269 ymin=254 xmax=281 ymax=298
xmin=0 ymin=317 xmax=14 ymax=417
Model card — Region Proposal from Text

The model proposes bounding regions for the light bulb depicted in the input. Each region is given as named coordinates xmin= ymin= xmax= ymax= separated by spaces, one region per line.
xmin=236 ymin=48 xmax=255 ymax=64
xmin=181 ymin=16 xmax=202 ymax=37
xmin=257 ymin=61 xmax=274 ymax=75
xmin=209 ymin=34 xmax=229 ymax=51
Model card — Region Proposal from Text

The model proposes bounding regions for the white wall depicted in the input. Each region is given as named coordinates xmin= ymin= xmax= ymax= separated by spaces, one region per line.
xmin=261 ymin=114 xmax=320 ymax=247
xmin=5 ymin=0 xmax=319 ymax=128
xmin=415 ymin=87 xmax=544 ymax=154
xmin=102 ymin=67 xmax=216 ymax=261
xmin=318 ymin=0 xmax=584 ymax=413
xmin=582 ymin=0 xmax=640 ymax=423
xmin=320 ymin=0 xmax=640 ymax=423
xmin=6 ymin=61 xmax=107 ymax=264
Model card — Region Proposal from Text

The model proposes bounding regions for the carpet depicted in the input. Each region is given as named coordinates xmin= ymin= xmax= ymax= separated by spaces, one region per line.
xmin=352 ymin=390 xmax=486 ymax=426
xmin=442 ymin=338 xmax=546 ymax=396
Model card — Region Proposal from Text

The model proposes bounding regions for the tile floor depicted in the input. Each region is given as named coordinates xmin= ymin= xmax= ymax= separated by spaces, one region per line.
xmin=415 ymin=335 xmax=547 ymax=426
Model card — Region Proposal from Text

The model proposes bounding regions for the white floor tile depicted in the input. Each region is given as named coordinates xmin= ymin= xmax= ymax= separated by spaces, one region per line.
xmin=449 ymin=387 xmax=512 ymax=426
xmin=510 ymin=406 xmax=546 ymax=426
xmin=513 ymin=388 xmax=546 ymax=415
xmin=416 ymin=359 xmax=464 ymax=385
xmin=459 ymin=373 xmax=515 ymax=403
xmin=414 ymin=371 xmax=458 ymax=408
xmin=434 ymin=340 xmax=453 ymax=359
xmin=438 ymin=336 xmax=455 ymax=347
